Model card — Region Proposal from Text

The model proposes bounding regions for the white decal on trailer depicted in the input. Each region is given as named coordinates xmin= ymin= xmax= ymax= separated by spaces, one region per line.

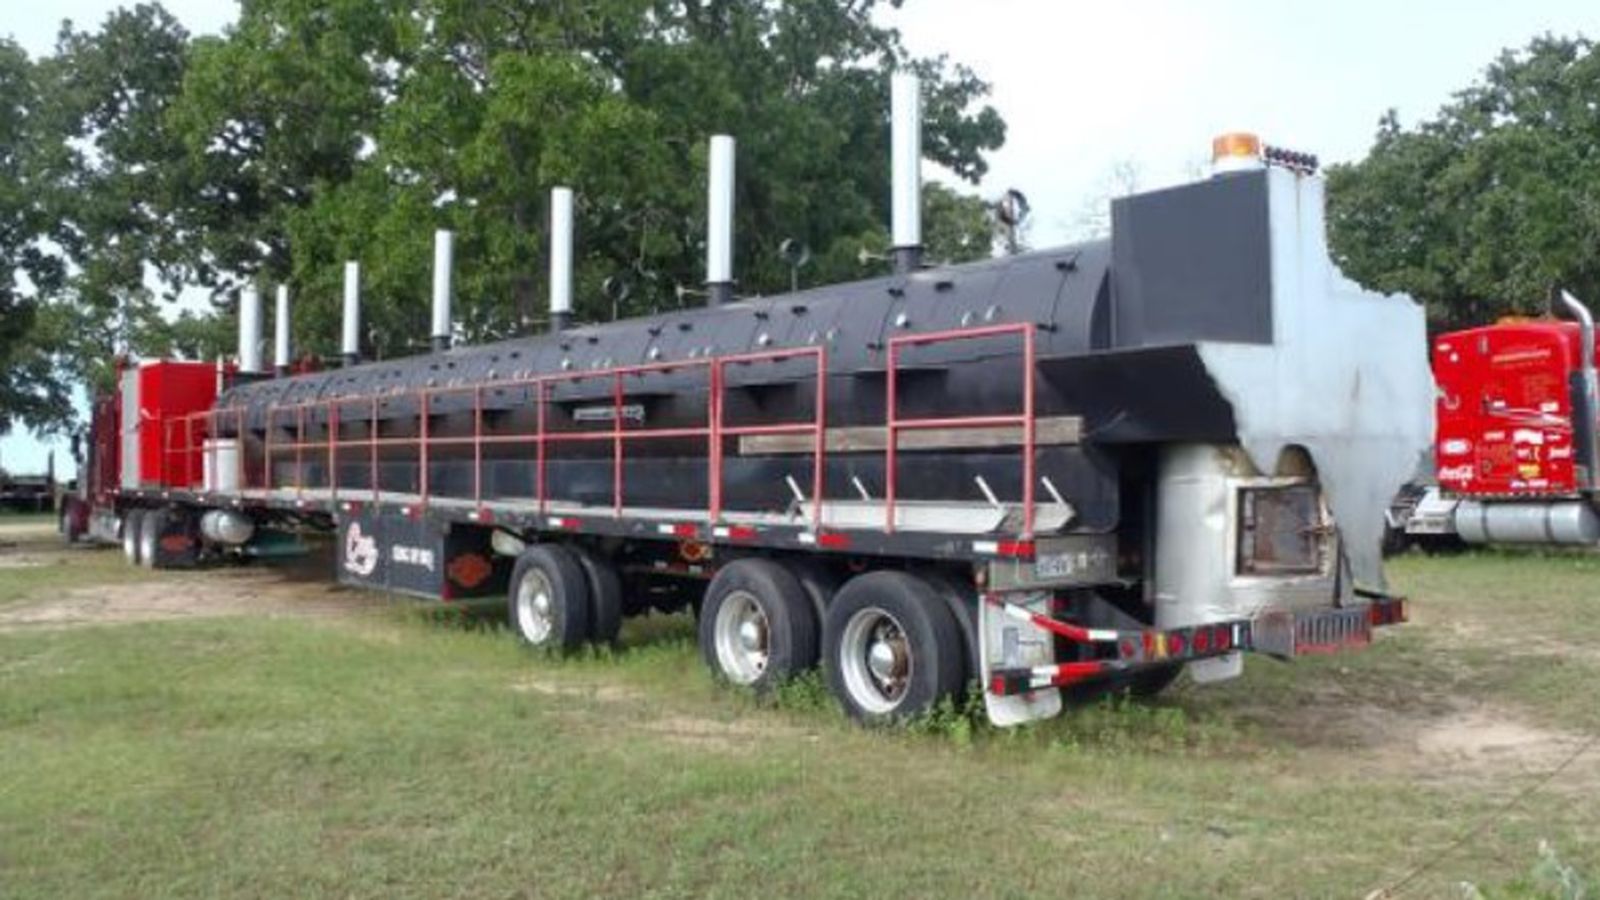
xmin=344 ymin=522 xmax=378 ymax=577
xmin=392 ymin=545 xmax=436 ymax=571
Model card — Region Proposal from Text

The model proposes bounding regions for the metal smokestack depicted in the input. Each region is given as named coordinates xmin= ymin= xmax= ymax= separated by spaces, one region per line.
xmin=237 ymin=285 xmax=264 ymax=374
xmin=705 ymin=134 xmax=736 ymax=306
xmin=890 ymin=72 xmax=923 ymax=274
xmin=431 ymin=230 xmax=454 ymax=352
xmin=273 ymin=284 xmax=291 ymax=376
xmin=549 ymin=187 xmax=574 ymax=332
xmin=341 ymin=261 xmax=361 ymax=366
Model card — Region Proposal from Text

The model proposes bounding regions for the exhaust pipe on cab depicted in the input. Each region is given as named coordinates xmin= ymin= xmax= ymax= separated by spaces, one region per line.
xmin=1556 ymin=289 xmax=1599 ymax=492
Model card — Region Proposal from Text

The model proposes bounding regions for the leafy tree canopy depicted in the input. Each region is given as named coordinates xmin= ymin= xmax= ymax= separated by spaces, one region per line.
xmin=3 ymin=0 xmax=1009 ymax=436
xmin=1327 ymin=35 xmax=1600 ymax=332
xmin=167 ymin=0 xmax=1008 ymax=360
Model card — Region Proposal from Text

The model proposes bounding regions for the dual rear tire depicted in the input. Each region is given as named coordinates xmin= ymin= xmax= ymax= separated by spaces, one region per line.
xmin=698 ymin=560 xmax=969 ymax=724
xmin=507 ymin=543 xmax=624 ymax=651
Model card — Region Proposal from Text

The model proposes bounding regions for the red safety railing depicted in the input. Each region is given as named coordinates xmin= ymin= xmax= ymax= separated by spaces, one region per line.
xmin=230 ymin=345 xmax=828 ymax=527
xmin=152 ymin=322 xmax=1039 ymax=542
xmin=886 ymin=322 xmax=1037 ymax=538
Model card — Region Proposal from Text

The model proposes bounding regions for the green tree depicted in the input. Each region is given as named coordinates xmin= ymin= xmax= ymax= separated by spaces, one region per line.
xmin=1327 ymin=35 xmax=1600 ymax=332
xmin=171 ymin=0 xmax=1008 ymax=359
xmin=30 ymin=4 xmax=212 ymax=396
xmin=0 ymin=38 xmax=72 ymax=436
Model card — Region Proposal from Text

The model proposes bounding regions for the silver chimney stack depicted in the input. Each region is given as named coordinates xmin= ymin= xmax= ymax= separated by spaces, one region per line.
xmin=341 ymin=261 xmax=361 ymax=366
xmin=237 ymin=285 xmax=264 ymax=375
xmin=890 ymin=72 xmax=923 ymax=274
xmin=705 ymin=134 xmax=736 ymax=306
xmin=549 ymin=187 xmax=574 ymax=332
xmin=430 ymin=229 xmax=454 ymax=352
xmin=273 ymin=284 xmax=291 ymax=376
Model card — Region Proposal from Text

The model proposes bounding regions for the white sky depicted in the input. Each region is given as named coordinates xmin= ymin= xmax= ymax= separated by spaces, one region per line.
xmin=3 ymin=0 xmax=1595 ymax=477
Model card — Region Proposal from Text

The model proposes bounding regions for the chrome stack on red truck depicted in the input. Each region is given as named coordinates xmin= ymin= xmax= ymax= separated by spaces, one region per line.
xmin=56 ymin=76 xmax=1436 ymax=726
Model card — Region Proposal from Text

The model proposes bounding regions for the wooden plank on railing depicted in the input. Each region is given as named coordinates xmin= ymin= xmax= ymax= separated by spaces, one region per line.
xmin=736 ymin=415 xmax=1081 ymax=454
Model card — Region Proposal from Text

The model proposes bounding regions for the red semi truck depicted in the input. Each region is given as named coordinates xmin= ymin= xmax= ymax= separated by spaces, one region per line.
xmin=1390 ymin=292 xmax=1600 ymax=547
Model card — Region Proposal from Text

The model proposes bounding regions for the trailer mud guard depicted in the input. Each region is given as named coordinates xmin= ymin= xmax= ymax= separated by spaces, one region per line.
xmin=336 ymin=508 xmax=510 ymax=601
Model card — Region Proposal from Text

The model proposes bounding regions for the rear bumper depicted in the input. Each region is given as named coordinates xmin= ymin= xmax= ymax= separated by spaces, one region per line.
xmin=986 ymin=593 xmax=1407 ymax=696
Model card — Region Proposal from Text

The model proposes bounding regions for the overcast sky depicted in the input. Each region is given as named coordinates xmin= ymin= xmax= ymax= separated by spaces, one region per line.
xmin=3 ymin=1 xmax=1595 ymax=476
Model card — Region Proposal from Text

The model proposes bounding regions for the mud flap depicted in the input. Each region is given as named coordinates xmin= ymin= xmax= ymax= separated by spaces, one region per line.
xmin=336 ymin=510 xmax=509 ymax=601
xmin=980 ymin=591 xmax=1062 ymax=726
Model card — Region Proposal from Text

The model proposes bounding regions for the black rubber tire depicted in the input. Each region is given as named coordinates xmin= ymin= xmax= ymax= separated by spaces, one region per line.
xmin=138 ymin=509 xmax=168 ymax=569
xmin=122 ymin=508 xmax=145 ymax=566
xmin=822 ymin=571 xmax=967 ymax=724
xmin=783 ymin=558 xmax=841 ymax=626
xmin=58 ymin=502 xmax=83 ymax=544
xmin=506 ymin=544 xmax=592 ymax=651
xmin=698 ymin=558 xmax=819 ymax=691
xmin=569 ymin=545 xmax=624 ymax=645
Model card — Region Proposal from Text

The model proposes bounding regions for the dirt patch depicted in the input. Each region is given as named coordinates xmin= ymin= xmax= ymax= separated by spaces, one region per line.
xmin=637 ymin=713 xmax=801 ymax=752
xmin=510 ymin=676 xmax=641 ymax=704
xmin=0 ymin=519 xmax=55 ymax=540
xmin=1275 ymin=697 xmax=1600 ymax=792
xmin=0 ymin=565 xmax=388 ymax=631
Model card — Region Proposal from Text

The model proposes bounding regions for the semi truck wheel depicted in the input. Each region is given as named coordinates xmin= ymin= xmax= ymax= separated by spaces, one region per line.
xmin=698 ymin=558 xmax=819 ymax=691
xmin=823 ymin=571 xmax=966 ymax=724
xmin=137 ymin=509 xmax=168 ymax=569
xmin=508 ymin=545 xmax=591 ymax=651
xmin=122 ymin=509 xmax=145 ymax=566
xmin=569 ymin=545 xmax=624 ymax=645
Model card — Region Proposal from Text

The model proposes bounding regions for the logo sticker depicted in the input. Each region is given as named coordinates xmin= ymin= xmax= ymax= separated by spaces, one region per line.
xmin=344 ymin=522 xmax=378 ymax=577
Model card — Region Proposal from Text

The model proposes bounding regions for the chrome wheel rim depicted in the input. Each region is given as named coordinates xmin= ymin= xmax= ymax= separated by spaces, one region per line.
xmin=839 ymin=606 xmax=911 ymax=714
xmin=514 ymin=568 xmax=556 ymax=645
xmin=713 ymin=589 xmax=769 ymax=684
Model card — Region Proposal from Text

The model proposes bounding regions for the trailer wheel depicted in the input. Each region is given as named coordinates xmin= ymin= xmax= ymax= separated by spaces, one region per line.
xmin=58 ymin=501 xmax=84 ymax=544
xmin=137 ymin=509 xmax=167 ymax=569
xmin=699 ymin=558 xmax=818 ymax=690
xmin=569 ymin=545 xmax=624 ymax=645
xmin=121 ymin=509 xmax=145 ymax=566
xmin=508 ymin=545 xmax=591 ymax=651
xmin=823 ymin=571 xmax=966 ymax=724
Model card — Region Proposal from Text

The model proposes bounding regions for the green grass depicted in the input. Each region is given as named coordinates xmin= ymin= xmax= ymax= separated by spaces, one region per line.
xmin=0 ymin=552 xmax=1597 ymax=898
xmin=0 ymin=543 xmax=160 ymax=609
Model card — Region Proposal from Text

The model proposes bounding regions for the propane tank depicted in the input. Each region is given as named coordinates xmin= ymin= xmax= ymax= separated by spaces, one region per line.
xmin=199 ymin=509 xmax=256 ymax=546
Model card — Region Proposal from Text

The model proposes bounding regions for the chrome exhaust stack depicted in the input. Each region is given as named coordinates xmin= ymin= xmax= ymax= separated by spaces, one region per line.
xmin=237 ymin=285 xmax=264 ymax=375
xmin=890 ymin=72 xmax=923 ymax=274
xmin=273 ymin=284 xmax=291 ymax=376
xmin=549 ymin=187 xmax=574 ymax=332
xmin=1558 ymin=289 xmax=1599 ymax=491
xmin=705 ymin=134 xmax=736 ymax=307
xmin=431 ymin=230 xmax=454 ymax=352
xmin=341 ymin=261 xmax=361 ymax=366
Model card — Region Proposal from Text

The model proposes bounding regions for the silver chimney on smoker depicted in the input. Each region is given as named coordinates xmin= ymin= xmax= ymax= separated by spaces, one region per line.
xmin=890 ymin=73 xmax=924 ymax=274
xmin=342 ymin=261 xmax=361 ymax=366
xmin=237 ymin=285 xmax=264 ymax=375
xmin=431 ymin=230 xmax=454 ymax=352
xmin=549 ymin=187 xmax=574 ymax=332
xmin=273 ymin=284 xmax=291 ymax=376
xmin=705 ymin=135 xmax=736 ymax=306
